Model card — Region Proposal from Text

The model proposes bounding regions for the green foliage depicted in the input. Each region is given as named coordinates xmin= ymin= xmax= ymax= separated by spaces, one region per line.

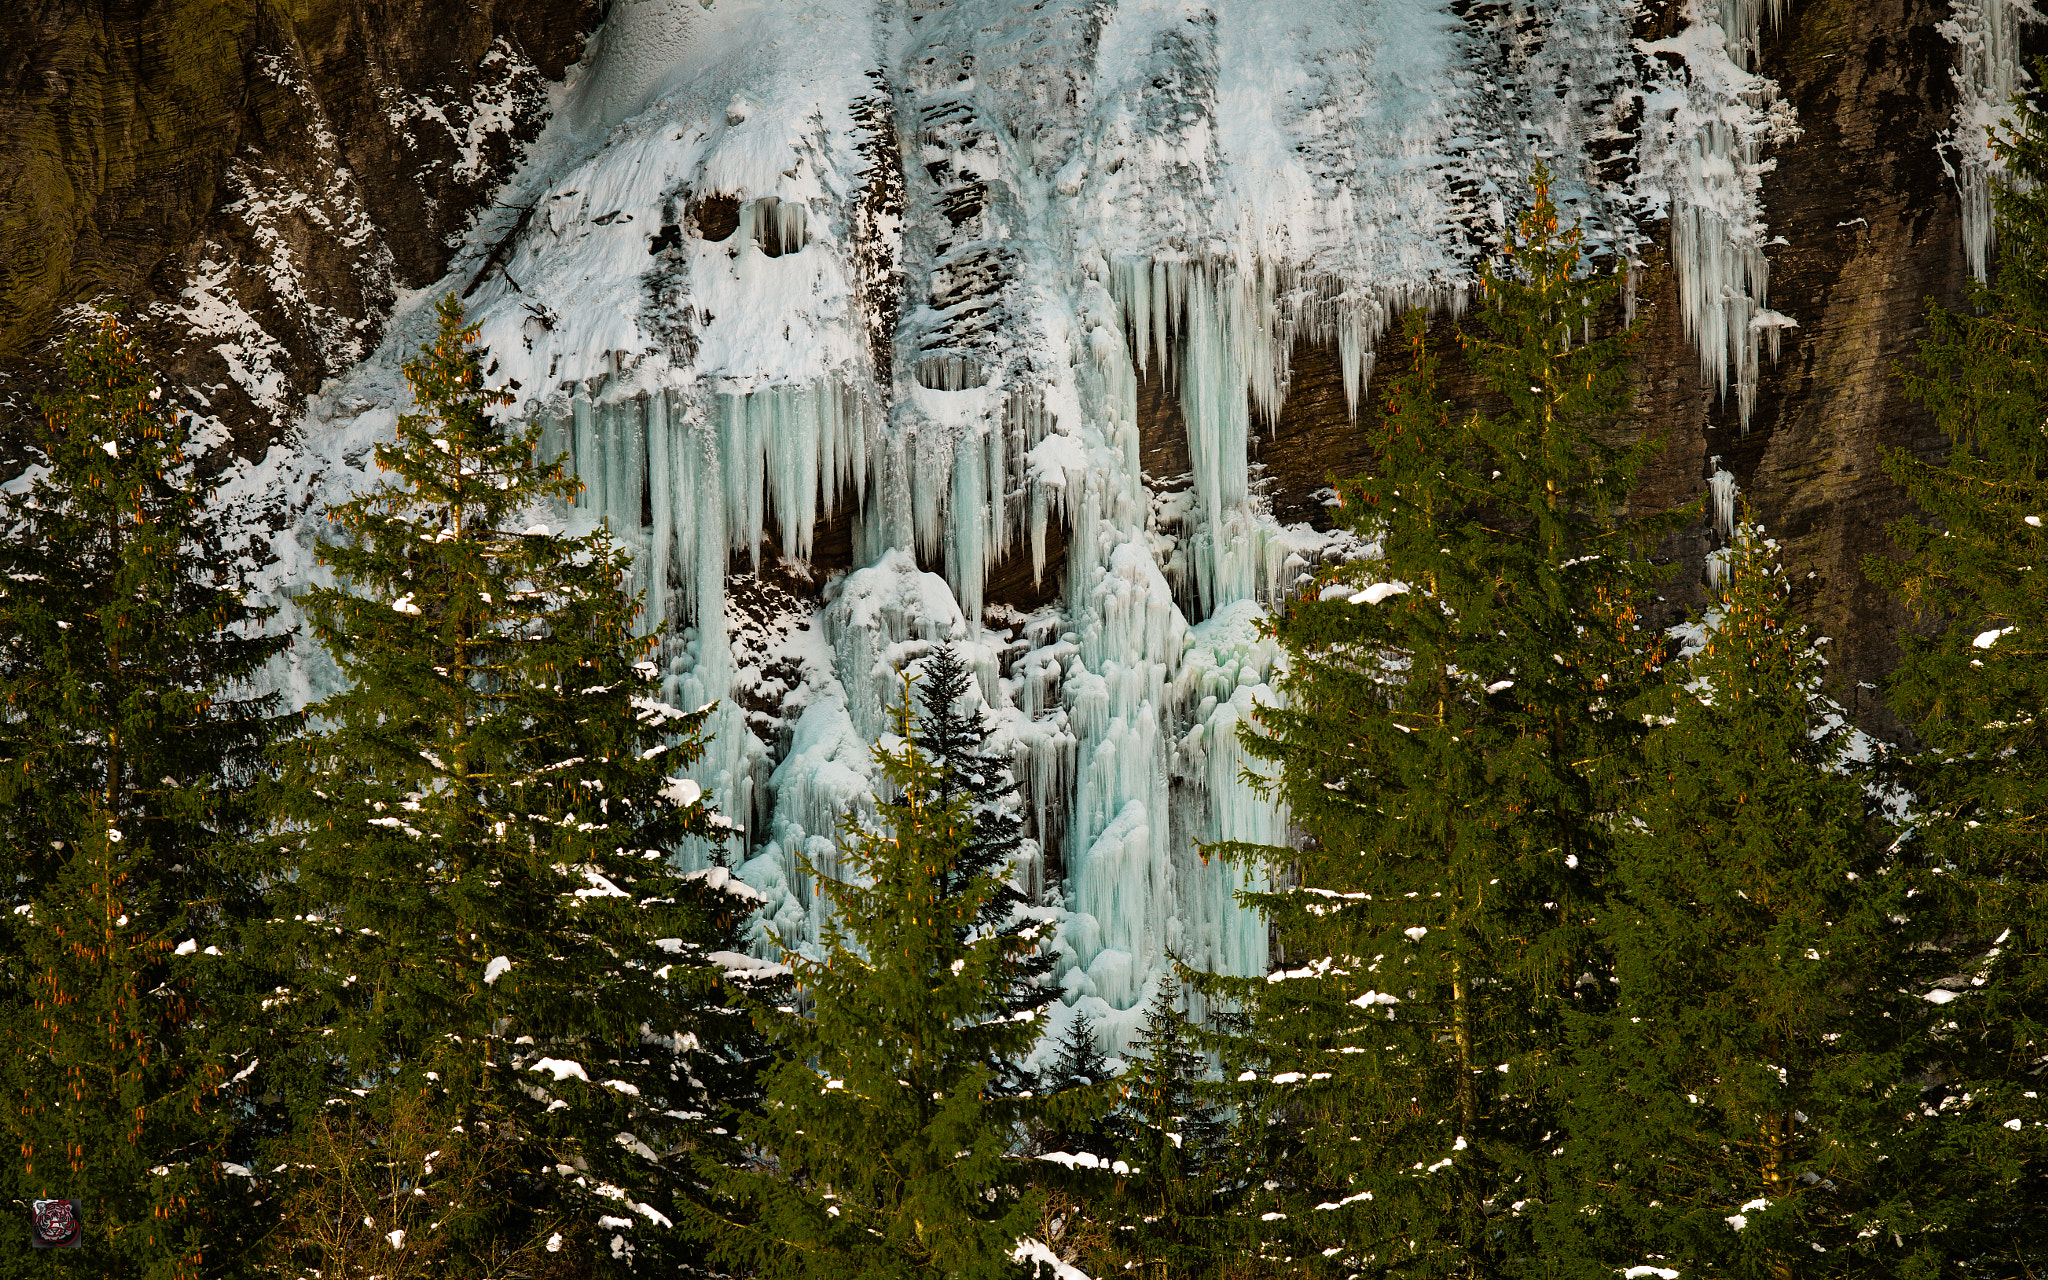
xmin=905 ymin=641 xmax=1056 ymax=1041
xmin=1879 ymin=86 xmax=2048 ymax=1275
xmin=1548 ymin=525 xmax=1949 ymax=1277
xmin=1036 ymin=1012 xmax=1117 ymax=1164
xmin=0 ymin=314 xmax=291 ymax=1278
xmin=0 ymin=312 xmax=287 ymax=905
xmin=1208 ymin=173 xmax=1671 ymax=1276
xmin=704 ymin=689 xmax=1054 ymax=1280
xmin=1090 ymin=984 xmax=1232 ymax=1280
xmin=260 ymin=295 xmax=768 ymax=1278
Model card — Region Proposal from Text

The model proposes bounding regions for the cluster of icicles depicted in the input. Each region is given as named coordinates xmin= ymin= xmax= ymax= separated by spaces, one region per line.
xmin=505 ymin=171 xmax=1835 ymax=1036
xmin=487 ymin=0 xmax=2029 ymax=1044
xmin=1941 ymin=0 xmax=2037 ymax=282
xmin=507 ymin=256 xmax=1358 ymax=1038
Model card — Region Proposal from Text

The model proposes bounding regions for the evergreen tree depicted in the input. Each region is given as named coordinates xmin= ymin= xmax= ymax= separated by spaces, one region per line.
xmin=1204 ymin=173 xmax=1671 ymax=1276
xmin=0 ymin=314 xmax=291 ymax=1278
xmin=701 ymin=695 xmax=1055 ymax=1280
xmin=1092 ymin=983 xmax=1231 ymax=1280
xmin=1043 ymin=1012 xmax=1112 ymax=1096
xmin=908 ymin=642 xmax=1055 ymax=1022
xmin=1022 ymin=1010 xmax=1120 ymax=1269
xmin=261 ymin=296 xmax=767 ymax=1278
xmin=1547 ymin=524 xmax=1948 ymax=1277
xmin=1030 ymin=1013 xmax=1118 ymax=1162
xmin=1876 ymin=82 xmax=2048 ymax=1273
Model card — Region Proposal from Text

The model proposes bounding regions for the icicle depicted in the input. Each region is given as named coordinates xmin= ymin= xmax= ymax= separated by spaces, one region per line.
xmin=1640 ymin=0 xmax=1796 ymax=431
xmin=1670 ymin=182 xmax=1771 ymax=428
xmin=1705 ymin=549 xmax=1729 ymax=596
xmin=604 ymin=380 xmax=642 ymax=535
xmin=1170 ymin=264 xmax=1252 ymax=615
xmin=1338 ymin=304 xmax=1365 ymax=418
xmin=749 ymin=194 xmax=809 ymax=257
xmin=691 ymin=421 xmax=729 ymax=688
xmin=1943 ymin=0 xmax=2038 ymax=282
xmin=986 ymin=410 xmax=1009 ymax=562
xmin=1708 ymin=457 xmax=1739 ymax=540
xmin=537 ymin=403 xmax=567 ymax=479
xmin=542 ymin=374 xmax=865 ymax=658
xmin=1158 ymin=259 xmax=1184 ymax=376
xmin=645 ymin=388 xmax=673 ymax=629
xmin=1118 ymin=258 xmax=1153 ymax=374
xmin=1188 ymin=672 xmax=1282 ymax=981
xmin=775 ymin=387 xmax=820 ymax=558
xmin=1105 ymin=258 xmax=1410 ymax=612
xmin=1716 ymin=0 xmax=1789 ymax=71
xmin=913 ymin=353 xmax=987 ymax=390
xmin=906 ymin=425 xmax=950 ymax=569
xmin=665 ymin=389 xmax=699 ymax=642
xmin=570 ymin=382 xmax=598 ymax=511
xmin=597 ymin=380 xmax=620 ymax=523
xmin=614 ymin=392 xmax=651 ymax=631
xmin=949 ymin=425 xmax=990 ymax=627
xmin=871 ymin=430 xmax=915 ymax=561
xmin=1704 ymin=455 xmax=1742 ymax=595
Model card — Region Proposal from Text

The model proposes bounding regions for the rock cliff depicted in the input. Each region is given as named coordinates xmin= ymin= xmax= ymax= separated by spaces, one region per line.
xmin=0 ymin=0 xmax=2036 ymax=741
xmin=0 ymin=0 xmax=598 ymax=453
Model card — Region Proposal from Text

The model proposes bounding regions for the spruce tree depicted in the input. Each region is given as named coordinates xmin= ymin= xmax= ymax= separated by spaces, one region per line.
xmin=1032 ymin=1007 xmax=1130 ymax=1179
xmin=261 ymin=296 xmax=768 ymax=1278
xmin=1038 ymin=1010 xmax=1116 ymax=1154
xmin=907 ymin=642 xmax=1055 ymax=1035
xmin=1547 ymin=524 xmax=1948 ymax=1277
xmin=0 ymin=314 xmax=291 ymax=1278
xmin=1024 ymin=1010 xmax=1120 ymax=1266
xmin=1091 ymin=983 xmax=1231 ymax=1280
xmin=701 ymin=695 xmax=1055 ymax=1280
xmin=1043 ymin=1012 xmax=1111 ymax=1096
xmin=1876 ymin=83 xmax=2048 ymax=1273
xmin=1205 ymin=174 xmax=1671 ymax=1276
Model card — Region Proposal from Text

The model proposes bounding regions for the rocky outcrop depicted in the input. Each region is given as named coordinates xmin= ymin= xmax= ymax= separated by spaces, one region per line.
xmin=0 ymin=0 xmax=597 ymax=454
xmin=1593 ymin=0 xmax=1992 ymax=738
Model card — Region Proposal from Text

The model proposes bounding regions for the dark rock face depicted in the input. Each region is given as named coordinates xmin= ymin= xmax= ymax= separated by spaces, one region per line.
xmin=0 ymin=0 xmax=252 ymax=358
xmin=1624 ymin=0 xmax=2039 ymax=738
xmin=0 ymin=0 xmax=597 ymax=453
xmin=1730 ymin=0 xmax=2003 ymax=738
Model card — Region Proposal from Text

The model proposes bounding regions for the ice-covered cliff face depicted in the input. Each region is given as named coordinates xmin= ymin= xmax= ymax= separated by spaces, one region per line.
xmin=216 ymin=0 xmax=2019 ymax=1054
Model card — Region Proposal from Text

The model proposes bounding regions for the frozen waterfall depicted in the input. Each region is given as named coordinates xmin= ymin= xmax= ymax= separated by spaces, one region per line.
xmin=239 ymin=0 xmax=1950 ymax=1055
xmin=1941 ymin=0 xmax=2043 ymax=282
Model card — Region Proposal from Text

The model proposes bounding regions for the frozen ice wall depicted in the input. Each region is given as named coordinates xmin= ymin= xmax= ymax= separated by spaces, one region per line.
xmin=229 ymin=0 xmax=1836 ymax=1054
xmin=1635 ymin=0 xmax=1801 ymax=431
xmin=1941 ymin=0 xmax=2044 ymax=282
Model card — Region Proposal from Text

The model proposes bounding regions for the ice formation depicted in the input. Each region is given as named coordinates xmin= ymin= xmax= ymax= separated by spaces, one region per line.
xmin=1941 ymin=0 xmax=2044 ymax=281
xmin=1635 ymin=1 xmax=1801 ymax=430
xmin=1705 ymin=456 xmax=1741 ymax=594
xmin=215 ymin=0 xmax=1876 ymax=1054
